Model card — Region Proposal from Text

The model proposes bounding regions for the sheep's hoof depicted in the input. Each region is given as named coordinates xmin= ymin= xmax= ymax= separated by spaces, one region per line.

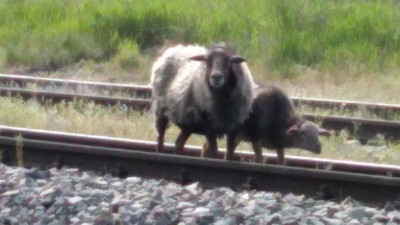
xmin=225 ymin=155 xmax=241 ymax=161
xmin=277 ymin=160 xmax=287 ymax=166
xmin=202 ymin=152 xmax=219 ymax=159
xmin=254 ymin=157 xmax=264 ymax=164
xmin=209 ymin=153 xmax=219 ymax=159
xmin=174 ymin=149 xmax=184 ymax=155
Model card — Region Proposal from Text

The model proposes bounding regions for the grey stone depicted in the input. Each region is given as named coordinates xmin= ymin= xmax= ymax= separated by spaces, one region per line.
xmin=264 ymin=213 xmax=282 ymax=224
xmin=184 ymin=182 xmax=200 ymax=195
xmin=327 ymin=205 xmax=342 ymax=217
xmin=347 ymin=207 xmax=366 ymax=220
xmin=322 ymin=217 xmax=344 ymax=225
xmin=347 ymin=219 xmax=362 ymax=225
xmin=0 ymin=162 xmax=393 ymax=225
xmin=341 ymin=196 xmax=362 ymax=207
xmin=392 ymin=210 xmax=400 ymax=222
xmin=25 ymin=169 xmax=51 ymax=180
xmin=333 ymin=210 xmax=346 ymax=219
xmin=372 ymin=214 xmax=390 ymax=223
xmin=365 ymin=207 xmax=379 ymax=217
xmin=313 ymin=208 xmax=327 ymax=217
xmin=306 ymin=217 xmax=325 ymax=225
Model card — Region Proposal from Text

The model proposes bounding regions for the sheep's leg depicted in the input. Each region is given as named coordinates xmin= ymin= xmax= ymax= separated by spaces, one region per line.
xmin=156 ymin=116 xmax=169 ymax=153
xmin=202 ymin=135 xmax=238 ymax=158
xmin=276 ymin=147 xmax=286 ymax=165
xmin=174 ymin=129 xmax=192 ymax=155
xmin=205 ymin=133 xmax=218 ymax=159
xmin=225 ymin=131 xmax=238 ymax=160
xmin=251 ymin=139 xmax=263 ymax=163
xmin=201 ymin=142 xmax=209 ymax=158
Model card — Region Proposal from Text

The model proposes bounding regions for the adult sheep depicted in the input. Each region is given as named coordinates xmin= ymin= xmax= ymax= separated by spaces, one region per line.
xmin=202 ymin=84 xmax=331 ymax=164
xmin=150 ymin=43 xmax=255 ymax=159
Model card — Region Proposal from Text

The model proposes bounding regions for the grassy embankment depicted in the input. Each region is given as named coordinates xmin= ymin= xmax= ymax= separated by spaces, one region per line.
xmin=0 ymin=1 xmax=400 ymax=164
xmin=0 ymin=1 xmax=400 ymax=100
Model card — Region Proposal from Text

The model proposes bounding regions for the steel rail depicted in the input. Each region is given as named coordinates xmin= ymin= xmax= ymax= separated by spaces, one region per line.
xmin=0 ymin=73 xmax=150 ymax=97
xmin=1 ymin=73 xmax=400 ymax=114
xmin=0 ymin=87 xmax=151 ymax=111
xmin=291 ymin=96 xmax=400 ymax=113
xmin=0 ymin=128 xmax=399 ymax=206
xmin=303 ymin=114 xmax=400 ymax=143
xmin=1 ymin=125 xmax=399 ymax=177
xmin=0 ymin=87 xmax=399 ymax=141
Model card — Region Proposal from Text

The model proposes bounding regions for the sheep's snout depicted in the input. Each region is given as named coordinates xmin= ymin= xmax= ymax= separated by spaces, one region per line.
xmin=209 ymin=73 xmax=225 ymax=88
xmin=312 ymin=142 xmax=322 ymax=154
xmin=301 ymin=142 xmax=321 ymax=154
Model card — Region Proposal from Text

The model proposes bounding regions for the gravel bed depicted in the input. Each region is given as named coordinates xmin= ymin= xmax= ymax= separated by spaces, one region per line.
xmin=0 ymin=163 xmax=399 ymax=225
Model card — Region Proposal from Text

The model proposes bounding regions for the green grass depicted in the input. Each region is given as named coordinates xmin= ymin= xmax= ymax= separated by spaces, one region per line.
xmin=0 ymin=96 xmax=398 ymax=165
xmin=1 ymin=0 xmax=400 ymax=77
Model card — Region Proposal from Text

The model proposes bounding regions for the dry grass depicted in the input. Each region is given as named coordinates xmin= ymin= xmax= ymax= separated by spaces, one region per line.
xmin=20 ymin=58 xmax=153 ymax=84
xmin=253 ymin=66 xmax=400 ymax=104
xmin=13 ymin=58 xmax=399 ymax=105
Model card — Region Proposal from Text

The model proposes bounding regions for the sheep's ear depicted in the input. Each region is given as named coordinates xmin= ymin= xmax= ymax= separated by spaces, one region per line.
xmin=230 ymin=56 xmax=246 ymax=64
xmin=286 ymin=125 xmax=299 ymax=135
xmin=189 ymin=54 xmax=207 ymax=61
xmin=318 ymin=128 xmax=331 ymax=136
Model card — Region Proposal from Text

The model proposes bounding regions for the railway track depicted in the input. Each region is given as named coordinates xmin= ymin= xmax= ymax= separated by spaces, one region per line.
xmin=1 ymin=73 xmax=400 ymax=115
xmin=0 ymin=83 xmax=399 ymax=142
xmin=0 ymin=125 xmax=399 ymax=206
xmin=1 ymin=74 xmax=400 ymax=206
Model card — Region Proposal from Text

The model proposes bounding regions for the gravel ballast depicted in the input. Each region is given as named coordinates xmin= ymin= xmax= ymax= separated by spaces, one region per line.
xmin=0 ymin=163 xmax=398 ymax=225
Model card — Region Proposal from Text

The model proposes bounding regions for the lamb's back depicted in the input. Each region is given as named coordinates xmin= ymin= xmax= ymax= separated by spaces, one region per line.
xmin=241 ymin=85 xmax=297 ymax=142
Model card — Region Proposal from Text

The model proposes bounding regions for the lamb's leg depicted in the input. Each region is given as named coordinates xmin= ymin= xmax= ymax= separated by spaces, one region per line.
xmin=156 ymin=116 xmax=169 ymax=153
xmin=251 ymin=139 xmax=263 ymax=163
xmin=276 ymin=147 xmax=287 ymax=165
xmin=201 ymin=142 xmax=209 ymax=158
xmin=225 ymin=131 xmax=238 ymax=160
xmin=175 ymin=129 xmax=192 ymax=155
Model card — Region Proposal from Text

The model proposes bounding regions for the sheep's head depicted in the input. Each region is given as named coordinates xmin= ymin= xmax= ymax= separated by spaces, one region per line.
xmin=286 ymin=120 xmax=331 ymax=154
xmin=189 ymin=44 xmax=245 ymax=89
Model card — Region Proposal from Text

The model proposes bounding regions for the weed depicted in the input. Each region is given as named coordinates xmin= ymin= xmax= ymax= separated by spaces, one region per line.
xmin=15 ymin=134 xmax=23 ymax=167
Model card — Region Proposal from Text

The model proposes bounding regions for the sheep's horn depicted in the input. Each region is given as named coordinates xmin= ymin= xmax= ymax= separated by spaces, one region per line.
xmin=230 ymin=56 xmax=246 ymax=64
xmin=318 ymin=128 xmax=331 ymax=136
xmin=189 ymin=55 xmax=206 ymax=61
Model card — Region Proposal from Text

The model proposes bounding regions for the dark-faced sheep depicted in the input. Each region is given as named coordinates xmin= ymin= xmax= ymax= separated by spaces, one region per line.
xmin=151 ymin=43 xmax=255 ymax=159
xmin=202 ymin=84 xmax=331 ymax=164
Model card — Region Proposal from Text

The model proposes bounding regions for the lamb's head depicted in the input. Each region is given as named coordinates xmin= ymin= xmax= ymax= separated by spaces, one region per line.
xmin=286 ymin=120 xmax=331 ymax=154
xmin=189 ymin=43 xmax=246 ymax=88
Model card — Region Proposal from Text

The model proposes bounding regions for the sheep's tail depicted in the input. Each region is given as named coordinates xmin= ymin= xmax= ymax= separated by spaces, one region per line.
xmin=149 ymin=46 xmax=183 ymax=115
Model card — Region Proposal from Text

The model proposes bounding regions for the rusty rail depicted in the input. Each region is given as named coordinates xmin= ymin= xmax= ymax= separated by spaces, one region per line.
xmin=1 ymin=73 xmax=400 ymax=114
xmin=0 ymin=73 xmax=150 ymax=97
xmin=0 ymin=125 xmax=398 ymax=176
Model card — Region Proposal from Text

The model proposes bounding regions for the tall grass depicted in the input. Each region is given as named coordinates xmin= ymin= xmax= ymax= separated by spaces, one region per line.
xmin=0 ymin=0 xmax=400 ymax=76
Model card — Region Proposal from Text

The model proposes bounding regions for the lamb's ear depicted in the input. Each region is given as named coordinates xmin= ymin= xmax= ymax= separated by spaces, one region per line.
xmin=189 ymin=54 xmax=207 ymax=61
xmin=318 ymin=128 xmax=331 ymax=136
xmin=230 ymin=56 xmax=246 ymax=64
xmin=286 ymin=125 xmax=299 ymax=135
